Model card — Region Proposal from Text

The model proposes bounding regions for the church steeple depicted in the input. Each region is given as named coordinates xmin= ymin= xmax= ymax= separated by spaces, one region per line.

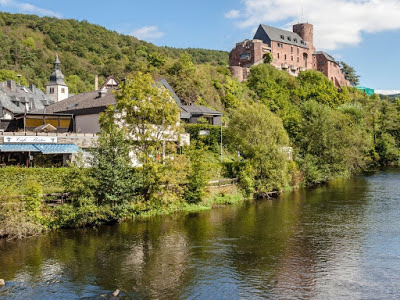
xmin=46 ymin=54 xmax=68 ymax=102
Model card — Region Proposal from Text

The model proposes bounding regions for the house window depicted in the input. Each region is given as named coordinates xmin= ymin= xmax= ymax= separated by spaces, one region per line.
xmin=61 ymin=88 xmax=65 ymax=94
xmin=50 ymin=87 xmax=55 ymax=94
xmin=277 ymin=43 xmax=283 ymax=48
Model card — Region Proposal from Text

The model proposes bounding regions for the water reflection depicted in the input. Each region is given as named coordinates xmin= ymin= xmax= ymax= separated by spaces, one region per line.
xmin=1 ymin=170 xmax=400 ymax=299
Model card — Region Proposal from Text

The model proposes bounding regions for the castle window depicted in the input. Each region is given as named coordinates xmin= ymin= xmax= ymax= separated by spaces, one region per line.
xmin=50 ymin=87 xmax=55 ymax=94
xmin=277 ymin=43 xmax=283 ymax=48
xmin=280 ymin=35 xmax=285 ymax=39
xmin=61 ymin=88 xmax=65 ymax=94
xmin=284 ymin=54 xmax=287 ymax=60
xmin=291 ymin=46 xmax=293 ymax=53
xmin=297 ymin=57 xmax=299 ymax=63
xmin=277 ymin=53 xmax=280 ymax=59
xmin=297 ymin=48 xmax=299 ymax=55
xmin=291 ymin=56 xmax=293 ymax=61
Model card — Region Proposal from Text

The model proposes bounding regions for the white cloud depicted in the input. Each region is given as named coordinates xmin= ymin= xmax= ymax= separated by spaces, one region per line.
xmin=0 ymin=0 xmax=61 ymax=17
xmin=375 ymin=90 xmax=400 ymax=95
xmin=225 ymin=9 xmax=240 ymax=19
xmin=231 ymin=0 xmax=400 ymax=50
xmin=132 ymin=26 xmax=164 ymax=40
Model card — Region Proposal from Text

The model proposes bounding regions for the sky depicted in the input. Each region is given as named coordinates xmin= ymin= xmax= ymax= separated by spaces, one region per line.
xmin=1 ymin=0 xmax=400 ymax=92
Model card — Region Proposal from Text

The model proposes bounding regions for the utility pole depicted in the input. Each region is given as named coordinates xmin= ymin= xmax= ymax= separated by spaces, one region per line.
xmin=220 ymin=122 xmax=223 ymax=163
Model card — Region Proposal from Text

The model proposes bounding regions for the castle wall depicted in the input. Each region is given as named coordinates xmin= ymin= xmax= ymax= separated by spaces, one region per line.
xmin=313 ymin=54 xmax=350 ymax=87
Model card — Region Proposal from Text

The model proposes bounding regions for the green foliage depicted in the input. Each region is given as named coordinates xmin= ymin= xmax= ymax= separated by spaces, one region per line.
xmin=263 ymin=52 xmax=273 ymax=64
xmin=23 ymin=180 xmax=43 ymax=222
xmin=0 ymin=69 xmax=28 ymax=85
xmin=297 ymin=101 xmax=371 ymax=185
xmin=116 ymin=72 xmax=181 ymax=163
xmin=0 ymin=183 xmax=44 ymax=239
xmin=339 ymin=61 xmax=360 ymax=86
xmin=0 ymin=167 xmax=71 ymax=193
xmin=62 ymin=165 xmax=97 ymax=207
xmin=297 ymin=70 xmax=341 ymax=107
xmin=227 ymin=103 xmax=290 ymax=195
xmin=184 ymin=146 xmax=213 ymax=203
xmin=92 ymin=107 xmax=140 ymax=206
xmin=185 ymin=123 xmax=222 ymax=153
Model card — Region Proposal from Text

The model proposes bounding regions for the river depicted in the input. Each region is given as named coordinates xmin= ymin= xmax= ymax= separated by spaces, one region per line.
xmin=1 ymin=169 xmax=400 ymax=299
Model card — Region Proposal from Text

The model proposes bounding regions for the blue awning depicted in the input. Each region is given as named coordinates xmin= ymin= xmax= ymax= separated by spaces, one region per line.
xmin=34 ymin=144 xmax=81 ymax=154
xmin=0 ymin=144 xmax=81 ymax=154
xmin=0 ymin=144 xmax=41 ymax=152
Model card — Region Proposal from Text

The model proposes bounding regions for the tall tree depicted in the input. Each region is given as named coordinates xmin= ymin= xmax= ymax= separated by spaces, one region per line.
xmin=227 ymin=103 xmax=290 ymax=195
xmin=115 ymin=72 xmax=181 ymax=200
xmin=339 ymin=61 xmax=360 ymax=86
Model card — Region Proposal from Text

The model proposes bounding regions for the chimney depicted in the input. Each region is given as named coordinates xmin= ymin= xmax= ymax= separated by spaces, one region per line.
xmin=98 ymin=89 xmax=107 ymax=98
xmin=95 ymin=75 xmax=99 ymax=91
xmin=6 ymin=80 xmax=16 ymax=91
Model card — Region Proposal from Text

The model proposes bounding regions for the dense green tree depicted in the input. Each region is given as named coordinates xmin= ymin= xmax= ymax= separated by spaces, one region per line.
xmin=339 ymin=61 xmax=360 ymax=86
xmin=298 ymin=101 xmax=371 ymax=185
xmin=91 ymin=107 xmax=139 ymax=207
xmin=116 ymin=72 xmax=181 ymax=201
xmin=227 ymin=103 xmax=290 ymax=195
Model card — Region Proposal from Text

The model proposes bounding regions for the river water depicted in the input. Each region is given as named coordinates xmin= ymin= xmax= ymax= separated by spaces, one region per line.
xmin=1 ymin=169 xmax=400 ymax=299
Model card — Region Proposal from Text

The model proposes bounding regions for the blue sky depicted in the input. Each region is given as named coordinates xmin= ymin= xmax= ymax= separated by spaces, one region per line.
xmin=1 ymin=0 xmax=400 ymax=92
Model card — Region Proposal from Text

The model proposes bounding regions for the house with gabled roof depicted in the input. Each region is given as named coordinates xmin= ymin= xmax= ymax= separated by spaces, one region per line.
xmin=45 ymin=76 xmax=223 ymax=133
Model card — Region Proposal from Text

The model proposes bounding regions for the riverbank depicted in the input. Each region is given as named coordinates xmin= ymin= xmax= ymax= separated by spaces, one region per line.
xmin=0 ymin=168 xmax=245 ymax=240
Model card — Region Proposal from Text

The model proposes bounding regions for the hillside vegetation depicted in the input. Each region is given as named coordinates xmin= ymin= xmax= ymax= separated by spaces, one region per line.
xmin=0 ymin=12 xmax=229 ymax=97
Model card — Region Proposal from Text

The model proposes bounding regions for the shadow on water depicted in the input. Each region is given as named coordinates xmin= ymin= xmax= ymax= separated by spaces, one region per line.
xmin=1 ymin=169 xmax=400 ymax=299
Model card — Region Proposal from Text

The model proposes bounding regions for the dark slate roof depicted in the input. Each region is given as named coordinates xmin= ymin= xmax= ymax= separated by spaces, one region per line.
xmin=0 ymin=81 xmax=53 ymax=115
xmin=181 ymin=105 xmax=222 ymax=116
xmin=44 ymin=90 xmax=116 ymax=115
xmin=256 ymin=24 xmax=309 ymax=49
xmin=47 ymin=54 xmax=67 ymax=87
xmin=314 ymin=51 xmax=338 ymax=63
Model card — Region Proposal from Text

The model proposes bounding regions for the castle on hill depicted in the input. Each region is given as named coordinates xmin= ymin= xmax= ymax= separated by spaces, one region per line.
xmin=229 ymin=23 xmax=350 ymax=88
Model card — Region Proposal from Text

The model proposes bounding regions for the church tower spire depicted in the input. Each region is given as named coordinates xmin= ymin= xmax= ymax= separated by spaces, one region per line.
xmin=46 ymin=54 xmax=68 ymax=102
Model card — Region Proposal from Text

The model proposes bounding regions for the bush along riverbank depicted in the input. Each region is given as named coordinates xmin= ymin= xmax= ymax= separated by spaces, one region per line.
xmin=0 ymin=168 xmax=245 ymax=240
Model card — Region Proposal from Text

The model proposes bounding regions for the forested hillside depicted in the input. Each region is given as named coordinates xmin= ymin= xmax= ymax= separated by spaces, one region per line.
xmin=0 ymin=12 xmax=229 ymax=99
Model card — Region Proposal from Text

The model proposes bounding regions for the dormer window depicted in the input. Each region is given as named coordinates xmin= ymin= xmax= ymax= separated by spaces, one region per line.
xmin=280 ymin=35 xmax=285 ymax=39
xmin=301 ymin=41 xmax=304 ymax=45
xmin=287 ymin=37 xmax=291 ymax=41
xmin=294 ymin=38 xmax=298 ymax=43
